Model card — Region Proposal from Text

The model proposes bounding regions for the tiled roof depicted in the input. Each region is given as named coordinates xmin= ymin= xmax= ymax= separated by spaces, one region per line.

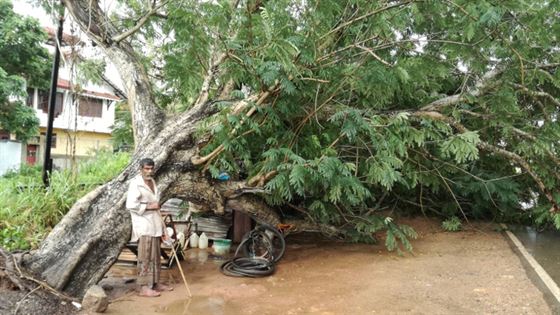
xmin=44 ymin=26 xmax=81 ymax=46
xmin=57 ymin=79 xmax=121 ymax=101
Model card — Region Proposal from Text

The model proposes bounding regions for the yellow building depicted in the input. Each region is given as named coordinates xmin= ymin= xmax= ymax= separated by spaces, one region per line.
xmin=25 ymin=78 xmax=124 ymax=169
xmin=0 ymin=27 xmax=125 ymax=173
xmin=32 ymin=128 xmax=113 ymax=168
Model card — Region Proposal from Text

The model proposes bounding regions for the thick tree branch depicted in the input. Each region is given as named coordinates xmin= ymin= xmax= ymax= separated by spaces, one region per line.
xmin=112 ymin=0 xmax=171 ymax=43
xmin=355 ymin=44 xmax=392 ymax=66
xmin=321 ymin=1 xmax=415 ymax=40
xmin=191 ymin=85 xmax=279 ymax=166
xmin=513 ymin=83 xmax=560 ymax=108
xmin=54 ymin=233 xmax=102 ymax=290
xmin=420 ymin=67 xmax=503 ymax=111
xmin=412 ymin=110 xmax=558 ymax=211
xmin=247 ymin=170 xmax=277 ymax=187
xmin=283 ymin=219 xmax=343 ymax=237
xmin=63 ymin=0 xmax=165 ymax=147
xmin=420 ymin=63 xmax=558 ymax=115
xmin=459 ymin=108 xmax=560 ymax=169
xmin=191 ymin=51 xmax=228 ymax=110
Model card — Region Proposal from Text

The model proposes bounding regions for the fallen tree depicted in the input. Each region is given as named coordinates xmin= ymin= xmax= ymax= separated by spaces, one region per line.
xmin=6 ymin=0 xmax=560 ymax=299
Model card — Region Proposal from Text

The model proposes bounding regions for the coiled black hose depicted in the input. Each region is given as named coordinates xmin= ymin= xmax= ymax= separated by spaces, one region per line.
xmin=220 ymin=257 xmax=274 ymax=277
xmin=220 ymin=225 xmax=285 ymax=277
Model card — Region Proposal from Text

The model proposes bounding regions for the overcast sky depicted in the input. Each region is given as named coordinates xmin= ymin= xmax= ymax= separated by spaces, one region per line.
xmin=12 ymin=1 xmax=54 ymax=27
xmin=11 ymin=1 xmax=125 ymax=90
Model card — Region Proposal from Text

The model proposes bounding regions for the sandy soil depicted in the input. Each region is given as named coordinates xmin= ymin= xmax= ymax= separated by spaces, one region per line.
xmin=96 ymin=218 xmax=551 ymax=315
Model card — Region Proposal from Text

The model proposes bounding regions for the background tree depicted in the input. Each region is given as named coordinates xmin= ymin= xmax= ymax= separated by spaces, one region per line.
xmin=7 ymin=0 xmax=560 ymax=299
xmin=0 ymin=0 xmax=50 ymax=141
xmin=111 ymin=101 xmax=134 ymax=152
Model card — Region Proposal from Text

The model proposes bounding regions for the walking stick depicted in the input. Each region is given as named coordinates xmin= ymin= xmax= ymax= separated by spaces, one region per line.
xmin=158 ymin=211 xmax=192 ymax=298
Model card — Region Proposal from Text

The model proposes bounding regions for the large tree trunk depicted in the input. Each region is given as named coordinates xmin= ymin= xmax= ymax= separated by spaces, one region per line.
xmin=20 ymin=0 xmax=245 ymax=298
xmin=18 ymin=0 xmax=342 ymax=298
xmin=22 ymin=128 xmax=280 ymax=298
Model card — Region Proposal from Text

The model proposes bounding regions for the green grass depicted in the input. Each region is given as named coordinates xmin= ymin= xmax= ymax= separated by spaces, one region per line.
xmin=0 ymin=150 xmax=130 ymax=251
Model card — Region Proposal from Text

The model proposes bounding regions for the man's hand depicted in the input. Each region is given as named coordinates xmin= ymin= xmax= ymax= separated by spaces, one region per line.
xmin=147 ymin=202 xmax=160 ymax=210
xmin=162 ymin=233 xmax=173 ymax=246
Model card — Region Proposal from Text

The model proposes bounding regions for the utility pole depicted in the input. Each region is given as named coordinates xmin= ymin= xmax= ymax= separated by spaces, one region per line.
xmin=43 ymin=6 xmax=64 ymax=187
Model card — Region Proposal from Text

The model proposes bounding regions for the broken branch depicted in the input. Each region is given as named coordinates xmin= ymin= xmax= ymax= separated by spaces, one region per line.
xmin=112 ymin=0 xmax=171 ymax=43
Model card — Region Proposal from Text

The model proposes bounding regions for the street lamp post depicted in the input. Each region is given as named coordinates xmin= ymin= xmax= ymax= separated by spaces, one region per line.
xmin=42 ymin=6 xmax=64 ymax=187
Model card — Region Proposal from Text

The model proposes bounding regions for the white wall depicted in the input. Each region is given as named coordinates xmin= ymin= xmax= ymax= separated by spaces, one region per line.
xmin=0 ymin=141 xmax=23 ymax=176
xmin=30 ymin=88 xmax=117 ymax=134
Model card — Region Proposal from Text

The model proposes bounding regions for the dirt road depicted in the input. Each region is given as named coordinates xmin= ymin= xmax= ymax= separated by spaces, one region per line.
xmin=102 ymin=218 xmax=551 ymax=314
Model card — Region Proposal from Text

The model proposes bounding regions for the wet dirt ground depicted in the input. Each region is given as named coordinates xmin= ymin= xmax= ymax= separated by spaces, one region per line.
xmin=99 ymin=218 xmax=552 ymax=315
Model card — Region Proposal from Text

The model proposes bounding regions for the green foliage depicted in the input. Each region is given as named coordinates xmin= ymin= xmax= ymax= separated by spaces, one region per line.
xmin=385 ymin=221 xmax=418 ymax=254
xmin=351 ymin=215 xmax=418 ymax=253
xmin=0 ymin=68 xmax=39 ymax=141
xmin=0 ymin=150 xmax=130 ymax=250
xmin=160 ymin=0 xmax=560 ymax=249
xmin=111 ymin=102 xmax=134 ymax=151
xmin=76 ymin=59 xmax=106 ymax=86
xmin=1 ymin=225 xmax=30 ymax=251
xmin=73 ymin=0 xmax=560 ymax=250
xmin=0 ymin=0 xmax=49 ymax=140
xmin=442 ymin=216 xmax=462 ymax=232
xmin=440 ymin=132 xmax=480 ymax=164
xmin=0 ymin=0 xmax=50 ymax=87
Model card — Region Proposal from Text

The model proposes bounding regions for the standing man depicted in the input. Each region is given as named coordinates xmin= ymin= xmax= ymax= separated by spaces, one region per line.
xmin=126 ymin=158 xmax=173 ymax=297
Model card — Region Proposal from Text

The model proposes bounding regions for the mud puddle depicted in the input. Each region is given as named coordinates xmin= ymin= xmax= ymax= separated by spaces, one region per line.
xmin=153 ymin=296 xmax=241 ymax=315
xmin=510 ymin=225 xmax=560 ymax=285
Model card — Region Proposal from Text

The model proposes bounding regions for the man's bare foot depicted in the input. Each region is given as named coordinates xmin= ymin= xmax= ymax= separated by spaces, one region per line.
xmin=139 ymin=286 xmax=161 ymax=297
xmin=154 ymin=283 xmax=174 ymax=292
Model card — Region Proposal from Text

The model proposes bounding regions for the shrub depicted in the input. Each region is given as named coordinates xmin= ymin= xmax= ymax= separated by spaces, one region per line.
xmin=442 ymin=216 xmax=462 ymax=232
xmin=0 ymin=150 xmax=130 ymax=250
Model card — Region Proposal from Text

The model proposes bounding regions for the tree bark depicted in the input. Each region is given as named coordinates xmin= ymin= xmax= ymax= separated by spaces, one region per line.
xmin=22 ymin=130 xmax=284 ymax=297
xmin=17 ymin=0 xmax=288 ymax=298
xmin=61 ymin=0 xmax=165 ymax=148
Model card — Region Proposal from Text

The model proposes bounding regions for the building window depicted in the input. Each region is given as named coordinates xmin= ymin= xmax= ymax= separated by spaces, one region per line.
xmin=79 ymin=96 xmax=103 ymax=118
xmin=38 ymin=90 xmax=64 ymax=118
xmin=38 ymin=90 xmax=48 ymax=111
xmin=40 ymin=132 xmax=57 ymax=148
xmin=26 ymin=88 xmax=34 ymax=107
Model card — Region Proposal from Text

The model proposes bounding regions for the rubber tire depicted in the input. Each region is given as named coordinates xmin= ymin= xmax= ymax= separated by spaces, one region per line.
xmin=240 ymin=224 xmax=285 ymax=263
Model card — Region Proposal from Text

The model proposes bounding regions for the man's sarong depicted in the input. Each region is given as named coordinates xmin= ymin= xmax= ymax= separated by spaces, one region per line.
xmin=137 ymin=235 xmax=161 ymax=288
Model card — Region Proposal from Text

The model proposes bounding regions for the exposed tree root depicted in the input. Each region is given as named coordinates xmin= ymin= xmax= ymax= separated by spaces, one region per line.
xmin=0 ymin=248 xmax=77 ymax=303
xmin=0 ymin=248 xmax=80 ymax=315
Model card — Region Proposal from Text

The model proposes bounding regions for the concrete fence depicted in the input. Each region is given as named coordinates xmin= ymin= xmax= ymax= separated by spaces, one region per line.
xmin=0 ymin=140 xmax=23 ymax=176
